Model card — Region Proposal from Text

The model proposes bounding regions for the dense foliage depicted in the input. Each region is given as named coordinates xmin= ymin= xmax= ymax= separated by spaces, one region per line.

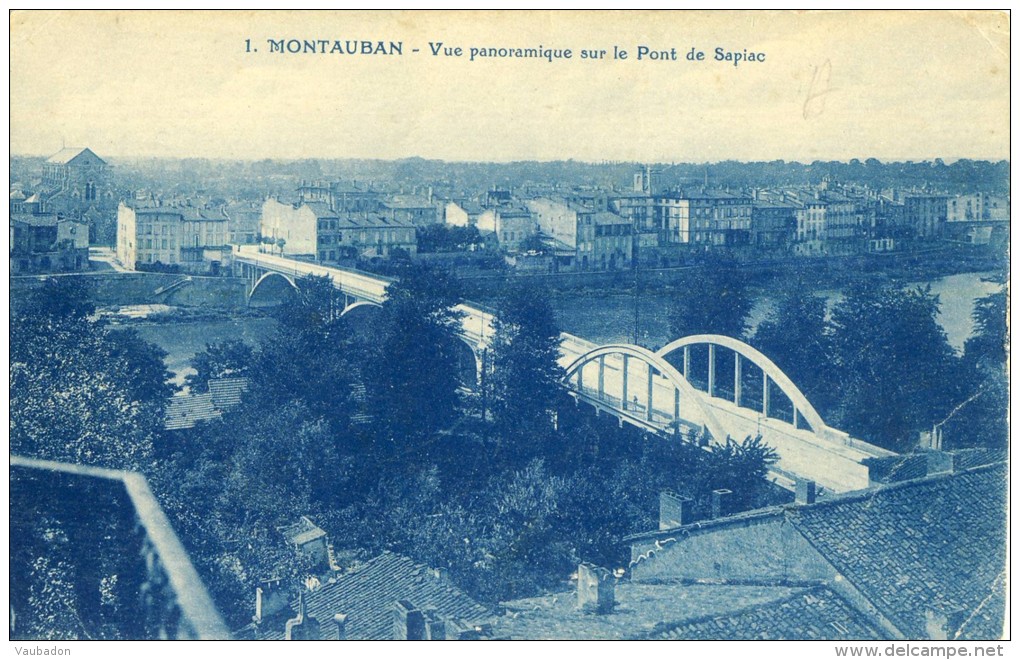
xmin=749 ymin=282 xmax=1004 ymax=451
xmin=143 ymin=269 xmax=782 ymax=625
xmin=10 ymin=278 xmax=175 ymax=470
xmin=667 ymin=268 xmax=753 ymax=339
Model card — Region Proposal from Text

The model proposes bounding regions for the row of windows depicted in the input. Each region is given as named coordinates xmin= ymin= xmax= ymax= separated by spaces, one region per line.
xmin=594 ymin=224 xmax=631 ymax=237
xmin=318 ymin=229 xmax=413 ymax=244
xmin=139 ymin=252 xmax=177 ymax=264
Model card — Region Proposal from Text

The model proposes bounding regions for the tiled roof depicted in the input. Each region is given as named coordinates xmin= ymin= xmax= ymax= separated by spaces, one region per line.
xmin=453 ymin=200 xmax=485 ymax=215
xmin=179 ymin=207 xmax=227 ymax=222
xmin=653 ymin=586 xmax=885 ymax=640
xmin=10 ymin=213 xmax=58 ymax=227
xmin=164 ymin=393 xmax=221 ymax=430
xmin=383 ymin=194 xmax=433 ymax=209
xmin=278 ymin=516 xmax=327 ymax=546
xmin=303 ymin=201 xmax=338 ymax=219
xmin=46 ymin=147 xmax=105 ymax=165
xmin=208 ymin=377 xmax=249 ymax=409
xmin=490 ymin=582 xmax=805 ymax=640
xmin=258 ymin=552 xmax=490 ymax=640
xmin=790 ymin=464 xmax=1007 ymax=640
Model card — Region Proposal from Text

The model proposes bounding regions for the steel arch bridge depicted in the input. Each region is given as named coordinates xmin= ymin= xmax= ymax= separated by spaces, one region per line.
xmin=562 ymin=343 xmax=728 ymax=441
xmin=559 ymin=334 xmax=893 ymax=493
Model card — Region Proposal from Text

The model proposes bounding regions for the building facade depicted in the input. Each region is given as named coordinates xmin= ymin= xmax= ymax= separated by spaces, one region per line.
xmin=116 ymin=202 xmax=230 ymax=273
xmin=10 ymin=213 xmax=89 ymax=274
xmin=261 ymin=198 xmax=417 ymax=262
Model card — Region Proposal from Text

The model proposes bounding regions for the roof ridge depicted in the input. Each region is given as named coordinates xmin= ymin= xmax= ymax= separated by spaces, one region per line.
xmin=637 ymin=584 xmax=836 ymax=640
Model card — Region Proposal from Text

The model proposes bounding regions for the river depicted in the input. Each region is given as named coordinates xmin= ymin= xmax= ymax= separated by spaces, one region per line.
xmin=111 ymin=270 xmax=1001 ymax=388
xmin=549 ymin=271 xmax=1003 ymax=354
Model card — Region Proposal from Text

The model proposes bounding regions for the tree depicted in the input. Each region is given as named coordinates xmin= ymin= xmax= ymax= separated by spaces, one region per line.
xmin=363 ymin=264 xmax=465 ymax=440
xmin=750 ymin=290 xmax=835 ymax=415
xmin=10 ymin=277 xmax=173 ymax=470
xmin=185 ymin=339 xmax=255 ymax=392
xmin=667 ymin=267 xmax=753 ymax=340
xmin=484 ymin=283 xmax=565 ymax=457
xmin=827 ymin=284 xmax=962 ymax=452
xmin=943 ymin=287 xmax=1008 ymax=449
xmin=704 ymin=435 xmax=779 ymax=511
xmin=247 ymin=274 xmax=358 ymax=433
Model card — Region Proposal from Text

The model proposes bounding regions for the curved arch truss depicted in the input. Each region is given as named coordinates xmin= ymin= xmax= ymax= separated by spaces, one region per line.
xmin=562 ymin=343 xmax=729 ymax=441
xmin=656 ymin=334 xmax=828 ymax=434
xmin=247 ymin=271 xmax=299 ymax=305
xmin=340 ymin=300 xmax=382 ymax=317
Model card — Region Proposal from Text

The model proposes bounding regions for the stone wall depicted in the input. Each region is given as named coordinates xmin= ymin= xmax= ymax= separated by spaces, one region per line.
xmin=11 ymin=272 xmax=249 ymax=309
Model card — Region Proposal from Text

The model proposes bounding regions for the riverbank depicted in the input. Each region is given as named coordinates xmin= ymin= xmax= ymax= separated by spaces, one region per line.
xmin=457 ymin=244 xmax=1006 ymax=299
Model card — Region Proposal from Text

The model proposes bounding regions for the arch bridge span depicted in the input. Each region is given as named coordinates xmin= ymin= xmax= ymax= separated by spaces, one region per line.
xmin=232 ymin=246 xmax=894 ymax=493
xmin=558 ymin=334 xmax=894 ymax=493
xmin=656 ymin=334 xmax=832 ymax=441
xmin=563 ymin=343 xmax=728 ymax=442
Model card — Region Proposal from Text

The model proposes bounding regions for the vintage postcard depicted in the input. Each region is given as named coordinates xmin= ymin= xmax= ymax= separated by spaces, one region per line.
xmin=8 ymin=9 xmax=1009 ymax=650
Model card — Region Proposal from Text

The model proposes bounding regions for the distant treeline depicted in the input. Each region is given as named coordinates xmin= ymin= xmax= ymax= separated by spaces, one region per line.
xmin=10 ymin=155 xmax=1010 ymax=202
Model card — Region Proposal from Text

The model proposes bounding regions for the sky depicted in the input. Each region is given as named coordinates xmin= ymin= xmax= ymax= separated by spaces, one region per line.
xmin=9 ymin=10 xmax=1011 ymax=163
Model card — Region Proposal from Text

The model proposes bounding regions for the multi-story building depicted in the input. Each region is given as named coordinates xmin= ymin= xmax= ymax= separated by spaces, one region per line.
xmin=296 ymin=180 xmax=383 ymax=213
xmin=750 ymin=200 xmax=797 ymax=249
xmin=444 ymin=200 xmax=485 ymax=227
xmin=477 ymin=205 xmax=537 ymax=252
xmin=224 ymin=202 xmax=262 ymax=245
xmin=525 ymin=198 xmax=633 ymax=271
xmin=659 ymin=190 xmax=753 ymax=247
xmin=116 ymin=201 xmax=230 ymax=273
xmin=260 ymin=198 xmax=417 ymax=262
xmin=10 ymin=213 xmax=89 ymax=274
xmin=789 ymin=190 xmax=864 ymax=256
xmin=903 ymin=194 xmax=948 ymax=240
xmin=947 ymin=193 xmax=1009 ymax=222
xmin=381 ymin=194 xmax=439 ymax=226
xmin=945 ymin=193 xmax=1009 ymax=246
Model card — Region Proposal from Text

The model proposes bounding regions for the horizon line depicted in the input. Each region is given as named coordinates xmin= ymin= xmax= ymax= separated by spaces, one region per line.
xmin=9 ymin=151 xmax=1011 ymax=166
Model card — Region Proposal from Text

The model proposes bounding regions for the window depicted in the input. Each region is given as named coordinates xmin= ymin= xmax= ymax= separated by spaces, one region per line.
xmin=162 ymin=239 xmax=167 ymax=249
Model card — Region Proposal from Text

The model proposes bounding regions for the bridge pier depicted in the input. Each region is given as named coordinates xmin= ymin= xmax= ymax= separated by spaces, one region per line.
xmin=762 ymin=373 xmax=770 ymax=417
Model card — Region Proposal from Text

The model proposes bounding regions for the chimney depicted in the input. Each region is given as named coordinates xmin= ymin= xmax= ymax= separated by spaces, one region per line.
xmin=284 ymin=593 xmax=320 ymax=640
xmin=925 ymin=608 xmax=967 ymax=640
xmin=423 ymin=609 xmax=446 ymax=640
xmin=254 ymin=578 xmax=291 ymax=625
xmin=795 ymin=480 xmax=817 ymax=505
xmin=711 ymin=489 xmax=733 ymax=519
xmin=659 ymin=491 xmax=694 ymax=530
xmin=332 ymin=613 xmax=348 ymax=640
xmin=577 ymin=563 xmax=615 ymax=614
xmin=393 ymin=599 xmax=426 ymax=640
